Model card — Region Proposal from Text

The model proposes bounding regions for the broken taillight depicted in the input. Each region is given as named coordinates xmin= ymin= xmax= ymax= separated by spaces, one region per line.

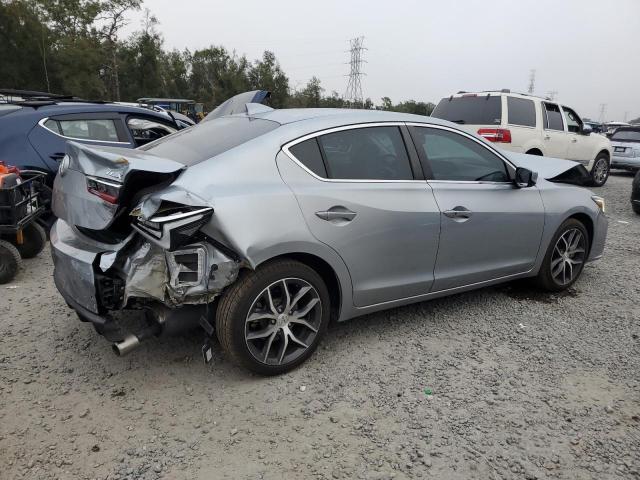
xmin=86 ymin=176 xmax=121 ymax=204
xmin=477 ymin=128 xmax=512 ymax=143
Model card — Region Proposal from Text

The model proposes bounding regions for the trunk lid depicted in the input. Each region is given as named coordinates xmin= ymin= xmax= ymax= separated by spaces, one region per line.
xmin=52 ymin=141 xmax=185 ymax=232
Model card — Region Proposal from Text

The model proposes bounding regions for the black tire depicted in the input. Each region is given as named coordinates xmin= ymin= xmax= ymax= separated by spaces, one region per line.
xmin=14 ymin=223 xmax=47 ymax=259
xmin=589 ymin=154 xmax=610 ymax=187
xmin=0 ymin=239 xmax=22 ymax=284
xmin=535 ymin=219 xmax=590 ymax=292
xmin=633 ymin=203 xmax=640 ymax=215
xmin=216 ymin=259 xmax=330 ymax=375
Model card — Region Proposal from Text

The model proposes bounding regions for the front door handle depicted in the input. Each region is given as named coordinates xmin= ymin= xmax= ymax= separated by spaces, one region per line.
xmin=50 ymin=153 xmax=66 ymax=161
xmin=443 ymin=207 xmax=472 ymax=220
xmin=544 ymin=135 xmax=551 ymax=140
xmin=571 ymin=138 xmax=577 ymax=143
xmin=316 ymin=207 xmax=357 ymax=222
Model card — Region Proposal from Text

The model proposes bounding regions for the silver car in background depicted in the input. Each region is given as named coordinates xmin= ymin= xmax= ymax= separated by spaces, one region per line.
xmin=50 ymin=93 xmax=608 ymax=375
xmin=610 ymin=126 xmax=640 ymax=171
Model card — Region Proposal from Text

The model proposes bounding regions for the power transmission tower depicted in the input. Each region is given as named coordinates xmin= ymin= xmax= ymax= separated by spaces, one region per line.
xmin=598 ymin=104 xmax=607 ymax=123
xmin=344 ymin=36 xmax=366 ymax=107
xmin=527 ymin=69 xmax=536 ymax=94
xmin=546 ymin=90 xmax=558 ymax=101
xmin=624 ymin=111 xmax=629 ymax=122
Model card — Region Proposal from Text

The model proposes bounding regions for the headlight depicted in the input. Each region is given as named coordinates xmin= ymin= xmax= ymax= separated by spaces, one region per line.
xmin=591 ymin=195 xmax=606 ymax=213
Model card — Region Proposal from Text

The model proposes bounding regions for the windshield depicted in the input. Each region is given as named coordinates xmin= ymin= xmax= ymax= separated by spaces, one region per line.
xmin=431 ymin=95 xmax=502 ymax=125
xmin=611 ymin=129 xmax=640 ymax=142
xmin=141 ymin=115 xmax=279 ymax=166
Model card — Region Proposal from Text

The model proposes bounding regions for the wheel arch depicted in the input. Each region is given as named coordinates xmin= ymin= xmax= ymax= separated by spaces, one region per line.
xmin=596 ymin=149 xmax=610 ymax=161
xmin=526 ymin=147 xmax=543 ymax=156
xmin=567 ymin=212 xmax=594 ymax=256
xmin=252 ymin=247 xmax=351 ymax=323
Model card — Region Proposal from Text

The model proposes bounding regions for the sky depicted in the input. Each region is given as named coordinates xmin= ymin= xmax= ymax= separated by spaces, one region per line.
xmin=123 ymin=0 xmax=640 ymax=121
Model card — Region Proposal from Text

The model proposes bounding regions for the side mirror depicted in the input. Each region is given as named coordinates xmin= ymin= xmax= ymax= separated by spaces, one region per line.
xmin=581 ymin=124 xmax=593 ymax=136
xmin=514 ymin=167 xmax=538 ymax=188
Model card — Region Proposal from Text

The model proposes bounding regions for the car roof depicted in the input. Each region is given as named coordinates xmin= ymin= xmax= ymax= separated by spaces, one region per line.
xmin=0 ymin=101 xmax=176 ymax=119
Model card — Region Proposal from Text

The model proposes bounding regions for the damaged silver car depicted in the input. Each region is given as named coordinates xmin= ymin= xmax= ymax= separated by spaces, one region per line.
xmin=51 ymin=92 xmax=608 ymax=375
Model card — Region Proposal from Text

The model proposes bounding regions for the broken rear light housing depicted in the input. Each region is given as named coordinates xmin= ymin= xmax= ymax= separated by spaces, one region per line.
xmin=131 ymin=204 xmax=213 ymax=251
xmin=477 ymin=128 xmax=512 ymax=143
xmin=86 ymin=176 xmax=121 ymax=204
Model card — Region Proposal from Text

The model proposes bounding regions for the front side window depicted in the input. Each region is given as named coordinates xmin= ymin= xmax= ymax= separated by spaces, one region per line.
xmin=561 ymin=107 xmax=583 ymax=133
xmin=44 ymin=118 xmax=120 ymax=142
xmin=316 ymin=126 xmax=413 ymax=180
xmin=411 ymin=127 xmax=509 ymax=182
xmin=507 ymin=97 xmax=536 ymax=127
xmin=543 ymin=103 xmax=564 ymax=131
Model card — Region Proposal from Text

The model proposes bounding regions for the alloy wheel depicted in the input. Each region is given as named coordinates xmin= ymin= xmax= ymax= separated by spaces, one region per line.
xmin=550 ymin=228 xmax=586 ymax=286
xmin=593 ymin=158 xmax=608 ymax=184
xmin=244 ymin=278 xmax=322 ymax=365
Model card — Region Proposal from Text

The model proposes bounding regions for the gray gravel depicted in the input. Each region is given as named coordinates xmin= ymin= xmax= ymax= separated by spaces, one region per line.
xmin=1 ymin=172 xmax=639 ymax=480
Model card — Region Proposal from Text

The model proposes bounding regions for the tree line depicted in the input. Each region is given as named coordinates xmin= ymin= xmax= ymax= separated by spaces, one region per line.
xmin=0 ymin=0 xmax=435 ymax=115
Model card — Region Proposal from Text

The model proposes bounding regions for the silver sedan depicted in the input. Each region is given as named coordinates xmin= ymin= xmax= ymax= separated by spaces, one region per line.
xmin=50 ymin=93 xmax=608 ymax=374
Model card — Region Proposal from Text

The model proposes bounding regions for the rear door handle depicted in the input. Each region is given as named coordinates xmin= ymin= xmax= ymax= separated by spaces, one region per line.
xmin=443 ymin=207 xmax=472 ymax=220
xmin=544 ymin=135 xmax=551 ymax=140
xmin=315 ymin=207 xmax=357 ymax=222
xmin=571 ymin=138 xmax=577 ymax=143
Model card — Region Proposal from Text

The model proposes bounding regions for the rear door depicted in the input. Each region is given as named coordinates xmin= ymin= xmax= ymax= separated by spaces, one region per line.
xmin=28 ymin=112 xmax=132 ymax=172
xmin=505 ymin=96 xmax=541 ymax=151
xmin=277 ymin=124 xmax=441 ymax=307
xmin=408 ymin=125 xmax=545 ymax=291
xmin=541 ymin=102 xmax=569 ymax=158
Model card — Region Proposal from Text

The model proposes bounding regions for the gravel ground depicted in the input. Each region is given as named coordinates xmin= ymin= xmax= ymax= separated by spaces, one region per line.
xmin=1 ymin=172 xmax=639 ymax=480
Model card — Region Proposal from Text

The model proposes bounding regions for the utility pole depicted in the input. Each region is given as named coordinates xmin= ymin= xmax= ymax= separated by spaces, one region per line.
xmin=624 ymin=111 xmax=629 ymax=122
xmin=344 ymin=36 xmax=366 ymax=107
xmin=527 ymin=69 xmax=536 ymax=94
xmin=598 ymin=104 xmax=607 ymax=123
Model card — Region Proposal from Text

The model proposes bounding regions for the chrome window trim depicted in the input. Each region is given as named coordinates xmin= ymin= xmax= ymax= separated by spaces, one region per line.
xmin=281 ymin=122 xmax=425 ymax=184
xmin=38 ymin=117 xmax=131 ymax=145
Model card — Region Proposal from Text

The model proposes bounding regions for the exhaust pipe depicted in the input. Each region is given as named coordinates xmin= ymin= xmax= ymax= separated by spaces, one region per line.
xmin=112 ymin=334 xmax=140 ymax=356
xmin=111 ymin=323 xmax=161 ymax=356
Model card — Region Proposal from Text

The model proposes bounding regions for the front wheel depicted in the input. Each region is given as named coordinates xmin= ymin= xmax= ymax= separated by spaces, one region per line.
xmin=590 ymin=155 xmax=610 ymax=187
xmin=535 ymin=219 xmax=589 ymax=292
xmin=215 ymin=259 xmax=330 ymax=375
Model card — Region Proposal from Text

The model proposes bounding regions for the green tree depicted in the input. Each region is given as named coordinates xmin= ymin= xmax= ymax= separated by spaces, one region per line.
xmin=248 ymin=51 xmax=289 ymax=108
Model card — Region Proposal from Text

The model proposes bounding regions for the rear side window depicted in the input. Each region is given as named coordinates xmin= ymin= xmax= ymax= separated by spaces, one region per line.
xmin=289 ymin=138 xmax=327 ymax=177
xmin=543 ymin=103 xmax=564 ymax=131
xmin=43 ymin=118 xmax=120 ymax=142
xmin=142 ymin=116 xmax=279 ymax=166
xmin=431 ymin=96 xmax=502 ymax=125
xmin=316 ymin=126 xmax=413 ymax=180
xmin=507 ymin=97 xmax=536 ymax=127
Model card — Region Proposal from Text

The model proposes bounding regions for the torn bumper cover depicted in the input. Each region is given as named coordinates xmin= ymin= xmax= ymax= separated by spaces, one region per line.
xmin=51 ymin=219 xmax=239 ymax=322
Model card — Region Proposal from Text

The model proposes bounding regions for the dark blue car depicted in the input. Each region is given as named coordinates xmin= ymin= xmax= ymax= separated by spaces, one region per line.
xmin=0 ymin=97 xmax=182 ymax=182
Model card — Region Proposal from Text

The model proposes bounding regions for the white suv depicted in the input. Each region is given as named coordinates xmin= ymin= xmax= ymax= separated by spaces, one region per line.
xmin=431 ymin=90 xmax=612 ymax=186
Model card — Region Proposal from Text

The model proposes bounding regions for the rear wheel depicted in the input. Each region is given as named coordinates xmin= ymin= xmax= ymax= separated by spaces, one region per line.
xmin=535 ymin=219 xmax=589 ymax=292
xmin=590 ymin=154 xmax=610 ymax=187
xmin=0 ymin=240 xmax=21 ymax=284
xmin=216 ymin=259 xmax=330 ymax=375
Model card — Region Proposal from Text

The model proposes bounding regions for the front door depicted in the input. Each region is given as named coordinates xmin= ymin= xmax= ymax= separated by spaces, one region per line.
xmin=277 ymin=124 xmax=441 ymax=307
xmin=408 ymin=125 xmax=545 ymax=291
xmin=562 ymin=106 xmax=594 ymax=164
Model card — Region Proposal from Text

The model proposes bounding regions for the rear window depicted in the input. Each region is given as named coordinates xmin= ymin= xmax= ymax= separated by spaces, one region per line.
xmin=507 ymin=97 xmax=536 ymax=127
xmin=141 ymin=116 xmax=279 ymax=166
xmin=431 ymin=95 xmax=502 ymax=125
xmin=611 ymin=129 xmax=640 ymax=142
